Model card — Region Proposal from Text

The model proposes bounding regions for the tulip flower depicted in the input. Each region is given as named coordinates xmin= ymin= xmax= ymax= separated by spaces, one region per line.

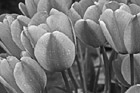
xmin=100 ymin=1 xmax=140 ymax=54
xmin=20 ymin=9 xmax=76 ymax=72
xmin=18 ymin=0 xmax=72 ymax=18
xmin=0 ymin=14 xmax=30 ymax=58
xmin=74 ymin=3 xmax=106 ymax=48
xmin=0 ymin=56 xmax=47 ymax=93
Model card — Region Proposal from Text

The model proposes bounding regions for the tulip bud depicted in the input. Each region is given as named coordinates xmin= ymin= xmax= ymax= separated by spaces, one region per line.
xmin=99 ymin=8 xmax=133 ymax=54
xmin=14 ymin=57 xmax=47 ymax=93
xmin=34 ymin=31 xmax=75 ymax=72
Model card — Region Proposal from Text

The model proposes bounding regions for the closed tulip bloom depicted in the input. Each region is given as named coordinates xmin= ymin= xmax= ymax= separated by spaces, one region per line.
xmin=0 ymin=56 xmax=47 ymax=93
xmin=19 ymin=0 xmax=72 ymax=18
xmin=100 ymin=2 xmax=140 ymax=54
xmin=0 ymin=14 xmax=30 ymax=58
xmin=21 ymin=9 xmax=76 ymax=72
xmin=75 ymin=3 xmax=106 ymax=48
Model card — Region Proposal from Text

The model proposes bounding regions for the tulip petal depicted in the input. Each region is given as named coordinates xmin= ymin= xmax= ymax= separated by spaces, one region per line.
xmin=103 ymin=1 xmax=120 ymax=12
xmin=129 ymin=4 xmax=140 ymax=15
xmin=50 ymin=0 xmax=72 ymax=14
xmin=84 ymin=5 xmax=101 ymax=23
xmin=68 ymin=6 xmax=81 ymax=24
xmin=47 ymin=9 xmax=74 ymax=42
xmin=29 ymin=11 xmax=48 ymax=26
xmin=37 ymin=0 xmax=51 ymax=13
xmin=27 ymin=25 xmax=48 ymax=46
xmin=11 ymin=19 xmax=25 ymax=50
xmin=14 ymin=62 xmax=43 ymax=93
xmin=121 ymin=54 xmax=140 ymax=85
xmin=34 ymin=31 xmax=75 ymax=72
xmin=100 ymin=9 xmax=127 ymax=53
xmin=18 ymin=2 xmax=29 ymax=17
xmin=125 ymin=84 xmax=140 ymax=93
xmin=0 ymin=76 xmax=18 ymax=93
xmin=124 ymin=14 xmax=140 ymax=54
xmin=20 ymin=57 xmax=47 ymax=89
xmin=112 ymin=55 xmax=130 ymax=87
xmin=25 ymin=0 xmax=37 ymax=17
xmin=0 ymin=59 xmax=22 ymax=93
xmin=75 ymin=19 xmax=105 ymax=47
xmin=119 ymin=3 xmax=131 ymax=13
xmin=17 ymin=15 xmax=30 ymax=26
xmin=20 ymin=30 xmax=34 ymax=58
xmin=99 ymin=21 xmax=117 ymax=52
xmin=0 ymin=23 xmax=21 ymax=58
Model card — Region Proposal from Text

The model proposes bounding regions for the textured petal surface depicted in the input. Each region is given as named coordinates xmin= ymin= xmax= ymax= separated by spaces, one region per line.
xmin=125 ymin=84 xmax=140 ymax=93
xmin=29 ymin=11 xmax=48 ymax=26
xmin=124 ymin=14 xmax=140 ymax=54
xmin=75 ymin=19 xmax=105 ymax=47
xmin=47 ymin=9 xmax=74 ymax=42
xmin=27 ymin=25 xmax=48 ymax=45
xmin=121 ymin=54 xmax=140 ymax=85
xmin=0 ymin=23 xmax=21 ymax=58
xmin=34 ymin=31 xmax=75 ymax=72
xmin=14 ymin=62 xmax=42 ymax=93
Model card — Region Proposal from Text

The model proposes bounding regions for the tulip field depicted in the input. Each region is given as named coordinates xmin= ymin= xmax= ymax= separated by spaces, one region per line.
xmin=0 ymin=0 xmax=140 ymax=93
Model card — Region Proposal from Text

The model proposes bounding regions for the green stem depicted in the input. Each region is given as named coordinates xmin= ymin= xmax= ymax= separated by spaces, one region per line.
xmin=130 ymin=54 xmax=134 ymax=85
xmin=67 ymin=67 xmax=80 ymax=93
xmin=76 ymin=56 xmax=87 ymax=93
xmin=101 ymin=46 xmax=110 ymax=93
xmin=61 ymin=70 xmax=71 ymax=93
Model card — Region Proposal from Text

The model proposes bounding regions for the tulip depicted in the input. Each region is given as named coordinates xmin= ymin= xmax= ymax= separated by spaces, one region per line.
xmin=74 ymin=3 xmax=106 ymax=48
xmin=0 ymin=14 xmax=30 ymax=58
xmin=0 ymin=56 xmax=47 ymax=93
xmin=20 ymin=9 xmax=76 ymax=72
xmin=18 ymin=0 xmax=72 ymax=18
xmin=100 ymin=2 xmax=140 ymax=54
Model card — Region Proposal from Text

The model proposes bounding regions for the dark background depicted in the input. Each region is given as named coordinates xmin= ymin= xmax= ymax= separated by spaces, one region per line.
xmin=0 ymin=0 xmax=80 ymax=14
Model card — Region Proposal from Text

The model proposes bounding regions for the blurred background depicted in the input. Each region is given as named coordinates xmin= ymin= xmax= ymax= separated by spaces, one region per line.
xmin=0 ymin=0 xmax=80 ymax=14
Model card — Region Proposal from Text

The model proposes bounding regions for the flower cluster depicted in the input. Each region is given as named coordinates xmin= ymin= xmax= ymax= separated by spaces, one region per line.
xmin=1 ymin=0 xmax=140 ymax=93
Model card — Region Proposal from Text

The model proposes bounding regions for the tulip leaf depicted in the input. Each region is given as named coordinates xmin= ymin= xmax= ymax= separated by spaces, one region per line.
xmin=121 ymin=54 xmax=140 ymax=85
xmin=125 ymin=84 xmax=140 ymax=93
xmin=34 ymin=31 xmax=75 ymax=72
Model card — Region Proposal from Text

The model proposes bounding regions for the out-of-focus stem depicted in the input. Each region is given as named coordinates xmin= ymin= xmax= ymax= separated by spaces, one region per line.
xmin=61 ymin=70 xmax=71 ymax=93
xmin=130 ymin=54 xmax=134 ymax=85
xmin=101 ymin=46 xmax=110 ymax=93
xmin=67 ymin=67 xmax=80 ymax=93
xmin=76 ymin=56 xmax=87 ymax=93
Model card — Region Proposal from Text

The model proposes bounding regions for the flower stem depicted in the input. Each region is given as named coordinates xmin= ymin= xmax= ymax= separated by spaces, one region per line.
xmin=76 ymin=55 xmax=87 ymax=93
xmin=67 ymin=67 xmax=80 ymax=93
xmin=100 ymin=46 xmax=110 ymax=93
xmin=130 ymin=54 xmax=134 ymax=85
xmin=61 ymin=70 xmax=71 ymax=93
